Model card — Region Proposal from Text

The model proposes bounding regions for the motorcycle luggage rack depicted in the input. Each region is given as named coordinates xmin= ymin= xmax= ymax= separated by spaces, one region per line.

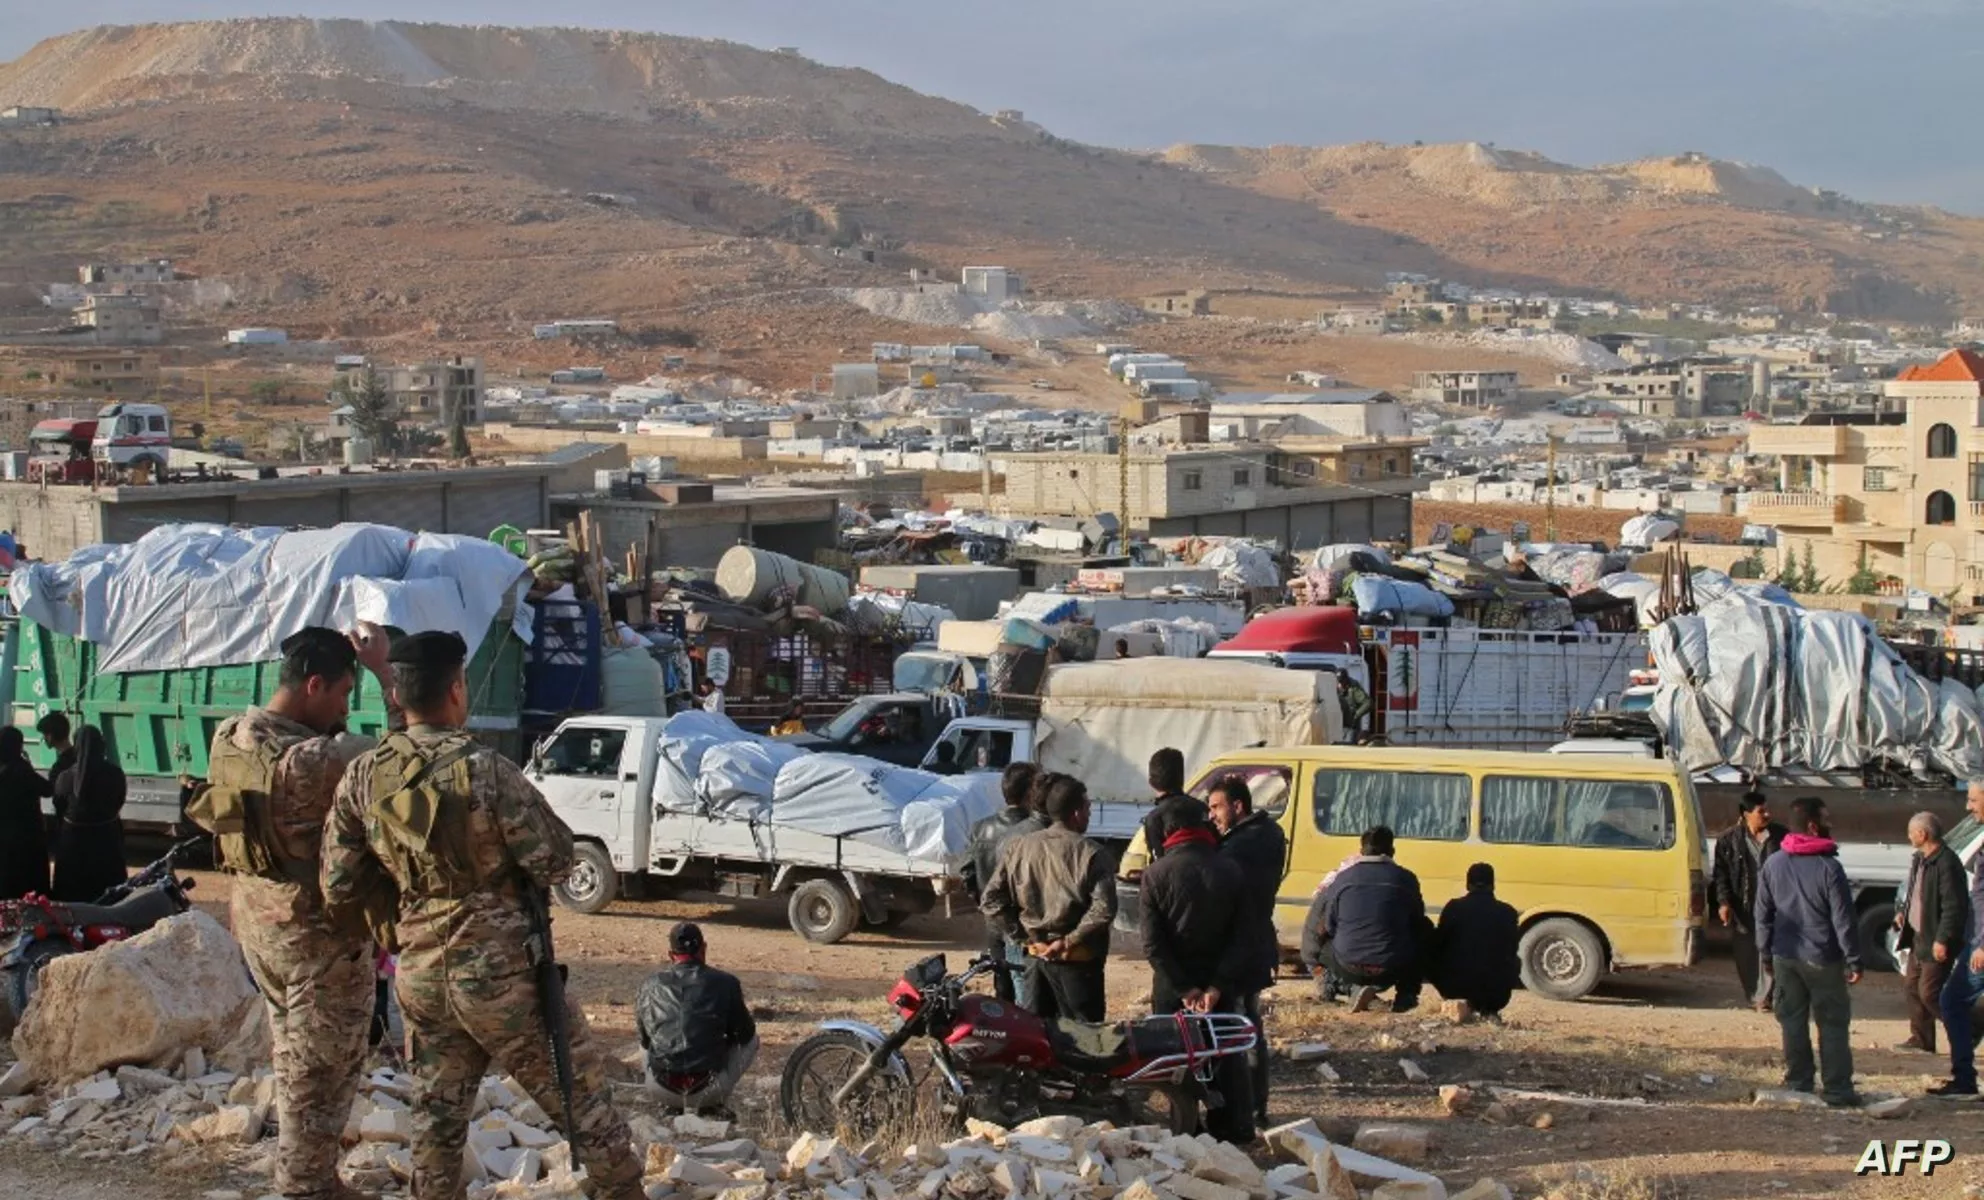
xmin=1124 ymin=1012 xmax=1257 ymax=1083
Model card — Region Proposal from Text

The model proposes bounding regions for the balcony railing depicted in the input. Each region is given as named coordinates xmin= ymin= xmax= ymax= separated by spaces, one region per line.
xmin=1747 ymin=424 xmax=1848 ymax=457
xmin=1972 ymin=500 xmax=1984 ymax=522
xmin=1746 ymin=491 xmax=1843 ymax=522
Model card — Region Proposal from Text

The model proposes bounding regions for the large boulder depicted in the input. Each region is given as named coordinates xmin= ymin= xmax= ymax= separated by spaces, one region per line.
xmin=12 ymin=909 xmax=270 ymax=1087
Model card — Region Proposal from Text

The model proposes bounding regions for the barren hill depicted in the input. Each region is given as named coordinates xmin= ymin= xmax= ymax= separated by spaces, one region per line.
xmin=1162 ymin=140 xmax=1984 ymax=319
xmin=0 ymin=16 xmax=1980 ymax=357
xmin=0 ymin=19 xmax=1011 ymax=140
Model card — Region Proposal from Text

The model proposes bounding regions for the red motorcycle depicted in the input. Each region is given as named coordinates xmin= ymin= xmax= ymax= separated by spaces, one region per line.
xmin=0 ymin=839 xmax=201 ymax=1026
xmin=779 ymin=953 xmax=1256 ymax=1137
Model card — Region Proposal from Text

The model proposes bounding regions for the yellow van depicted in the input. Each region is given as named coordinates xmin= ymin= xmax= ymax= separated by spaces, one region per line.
xmin=1191 ymin=746 xmax=1706 ymax=1000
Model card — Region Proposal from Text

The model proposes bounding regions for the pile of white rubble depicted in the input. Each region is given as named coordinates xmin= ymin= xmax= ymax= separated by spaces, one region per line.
xmin=0 ymin=1055 xmax=1511 ymax=1200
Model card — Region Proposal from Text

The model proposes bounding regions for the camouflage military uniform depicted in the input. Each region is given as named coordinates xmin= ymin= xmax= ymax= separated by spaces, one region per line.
xmin=321 ymin=725 xmax=641 ymax=1200
xmin=207 ymin=708 xmax=376 ymax=1200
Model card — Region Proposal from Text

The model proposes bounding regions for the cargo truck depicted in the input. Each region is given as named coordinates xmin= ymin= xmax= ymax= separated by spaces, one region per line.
xmin=3 ymin=614 xmax=530 ymax=832
xmin=1209 ymin=608 xmax=1642 ymax=749
xmin=919 ymin=657 xmax=1344 ymax=849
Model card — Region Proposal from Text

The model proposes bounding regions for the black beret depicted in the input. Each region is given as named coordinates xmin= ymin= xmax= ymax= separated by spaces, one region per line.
xmin=280 ymin=626 xmax=357 ymax=666
xmin=388 ymin=630 xmax=468 ymax=669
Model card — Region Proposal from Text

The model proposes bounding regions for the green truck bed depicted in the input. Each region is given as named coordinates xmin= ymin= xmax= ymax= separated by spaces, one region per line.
xmin=5 ymin=618 xmax=526 ymax=830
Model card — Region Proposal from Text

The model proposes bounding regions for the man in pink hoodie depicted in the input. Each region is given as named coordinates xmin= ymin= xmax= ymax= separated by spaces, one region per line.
xmin=1754 ymin=795 xmax=1862 ymax=1108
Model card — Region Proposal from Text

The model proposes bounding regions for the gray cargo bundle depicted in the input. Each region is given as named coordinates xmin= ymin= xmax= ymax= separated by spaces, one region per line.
xmin=1650 ymin=592 xmax=1984 ymax=779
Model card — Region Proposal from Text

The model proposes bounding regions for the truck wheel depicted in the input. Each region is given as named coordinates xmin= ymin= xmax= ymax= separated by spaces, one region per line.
xmin=554 ymin=842 xmax=619 ymax=915
xmin=1519 ymin=918 xmax=1605 ymax=1001
xmin=1859 ymin=901 xmax=1899 ymax=974
xmin=789 ymin=878 xmax=860 ymax=944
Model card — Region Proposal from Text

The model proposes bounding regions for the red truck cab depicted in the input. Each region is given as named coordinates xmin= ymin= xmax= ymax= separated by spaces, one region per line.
xmin=26 ymin=419 xmax=99 ymax=484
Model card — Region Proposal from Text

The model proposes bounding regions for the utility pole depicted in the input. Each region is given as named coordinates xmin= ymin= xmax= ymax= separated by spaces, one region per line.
xmin=1117 ymin=416 xmax=1132 ymax=554
xmin=1545 ymin=435 xmax=1558 ymax=542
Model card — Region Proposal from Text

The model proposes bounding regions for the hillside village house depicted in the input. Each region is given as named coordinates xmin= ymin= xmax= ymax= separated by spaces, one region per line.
xmin=1411 ymin=370 xmax=1518 ymax=408
xmin=326 ymin=357 xmax=485 ymax=451
xmin=45 ymin=350 xmax=157 ymax=401
xmin=987 ymin=437 xmax=1424 ymax=547
xmin=1747 ymin=348 xmax=1984 ymax=599
xmin=78 ymin=259 xmax=173 ymax=286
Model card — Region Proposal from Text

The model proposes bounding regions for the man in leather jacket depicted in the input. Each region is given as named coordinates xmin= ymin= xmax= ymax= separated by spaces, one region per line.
xmin=965 ymin=764 xmax=1047 ymax=1004
xmin=636 ymin=923 xmax=758 ymax=1116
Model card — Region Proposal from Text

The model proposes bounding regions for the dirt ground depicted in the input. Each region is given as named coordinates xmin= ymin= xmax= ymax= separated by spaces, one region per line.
xmin=7 ymin=870 xmax=1984 ymax=1199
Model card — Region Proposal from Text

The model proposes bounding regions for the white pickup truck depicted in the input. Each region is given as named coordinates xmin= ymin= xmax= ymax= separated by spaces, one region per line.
xmin=529 ymin=715 xmax=976 ymax=943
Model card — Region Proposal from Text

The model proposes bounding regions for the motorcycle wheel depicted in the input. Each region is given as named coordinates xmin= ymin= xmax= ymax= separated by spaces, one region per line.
xmin=1125 ymin=1082 xmax=1201 ymax=1135
xmin=5 ymin=940 xmax=77 ymax=1025
xmin=780 ymin=1029 xmax=914 ymax=1141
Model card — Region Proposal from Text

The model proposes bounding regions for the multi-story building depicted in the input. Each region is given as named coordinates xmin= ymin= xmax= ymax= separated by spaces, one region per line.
xmin=78 ymin=260 xmax=174 ymax=286
xmin=990 ymin=438 xmax=1424 ymax=545
xmin=1588 ymin=358 xmax=1758 ymax=419
xmin=1411 ymin=370 xmax=1519 ymax=408
xmin=1746 ymin=347 xmax=1984 ymax=598
xmin=44 ymin=350 xmax=158 ymax=401
xmin=73 ymin=293 xmax=163 ymax=344
xmin=327 ymin=356 xmax=484 ymax=450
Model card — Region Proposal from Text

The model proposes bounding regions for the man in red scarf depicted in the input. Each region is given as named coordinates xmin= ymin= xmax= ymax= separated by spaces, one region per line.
xmin=635 ymin=923 xmax=758 ymax=1116
xmin=1139 ymin=806 xmax=1255 ymax=1143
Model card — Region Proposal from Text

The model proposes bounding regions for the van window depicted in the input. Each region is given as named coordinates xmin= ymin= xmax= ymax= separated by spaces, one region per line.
xmin=1315 ymin=769 xmax=1470 ymax=841
xmin=1193 ymin=763 xmax=1294 ymax=820
xmin=1482 ymin=775 xmax=1674 ymax=850
xmin=147 ymin=415 xmax=166 ymax=432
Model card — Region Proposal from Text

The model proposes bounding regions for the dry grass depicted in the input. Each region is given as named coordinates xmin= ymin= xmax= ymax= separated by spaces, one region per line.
xmin=1542 ymin=1166 xmax=1689 ymax=1200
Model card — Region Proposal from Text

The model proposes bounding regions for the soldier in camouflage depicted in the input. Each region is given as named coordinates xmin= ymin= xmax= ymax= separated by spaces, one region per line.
xmin=192 ymin=624 xmax=397 ymax=1200
xmin=321 ymin=631 xmax=642 ymax=1200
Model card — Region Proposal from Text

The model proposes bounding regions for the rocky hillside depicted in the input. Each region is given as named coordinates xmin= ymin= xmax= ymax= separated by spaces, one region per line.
xmin=0 ymin=19 xmax=1010 ymax=140
xmin=0 ymin=18 xmax=1980 ymax=334
xmin=1163 ymin=141 xmax=1984 ymax=319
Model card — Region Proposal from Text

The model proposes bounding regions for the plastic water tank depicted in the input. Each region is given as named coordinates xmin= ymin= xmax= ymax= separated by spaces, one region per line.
xmin=599 ymin=645 xmax=667 ymax=716
xmin=715 ymin=546 xmax=852 ymax=613
xmin=344 ymin=436 xmax=374 ymax=466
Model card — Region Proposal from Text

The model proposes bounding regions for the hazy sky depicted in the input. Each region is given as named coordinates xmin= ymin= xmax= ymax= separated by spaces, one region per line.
xmin=6 ymin=1 xmax=1978 ymax=212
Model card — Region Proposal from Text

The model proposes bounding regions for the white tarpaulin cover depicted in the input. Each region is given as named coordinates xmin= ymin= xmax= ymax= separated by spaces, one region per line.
xmin=699 ymin=741 xmax=809 ymax=815
xmin=1619 ymin=514 xmax=1680 ymax=547
xmin=649 ymin=713 xmax=999 ymax=858
xmin=1198 ymin=543 xmax=1281 ymax=590
xmin=655 ymin=711 xmax=783 ymax=814
xmin=773 ymin=755 xmax=1000 ymax=857
xmin=10 ymin=523 xmax=532 ymax=674
xmin=1105 ymin=618 xmax=1220 ymax=659
xmin=1649 ymin=592 xmax=1984 ymax=778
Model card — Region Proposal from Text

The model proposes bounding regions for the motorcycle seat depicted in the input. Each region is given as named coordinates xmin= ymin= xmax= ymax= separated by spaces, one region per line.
xmin=1048 ymin=1014 xmax=1193 ymax=1074
xmin=55 ymin=887 xmax=181 ymax=931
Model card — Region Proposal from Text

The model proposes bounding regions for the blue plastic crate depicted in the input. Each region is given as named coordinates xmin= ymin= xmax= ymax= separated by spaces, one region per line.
xmin=523 ymin=600 xmax=602 ymax=716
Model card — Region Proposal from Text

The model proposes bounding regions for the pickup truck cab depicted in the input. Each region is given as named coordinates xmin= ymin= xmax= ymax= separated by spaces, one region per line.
xmin=529 ymin=714 xmax=971 ymax=943
xmin=777 ymin=692 xmax=962 ymax=767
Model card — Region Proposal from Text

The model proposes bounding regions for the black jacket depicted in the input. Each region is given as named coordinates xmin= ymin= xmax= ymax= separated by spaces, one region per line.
xmin=1139 ymin=838 xmax=1253 ymax=1004
xmin=1304 ymin=856 xmax=1423 ymax=972
xmin=1710 ymin=822 xmax=1786 ymax=934
xmin=1898 ymin=843 xmax=1968 ymax=954
xmin=965 ymin=806 xmax=1048 ymax=901
xmin=636 ymin=961 xmax=757 ymax=1077
xmin=0 ymin=757 xmax=50 ymax=901
xmin=1431 ymin=887 xmax=1521 ymax=998
xmin=1219 ymin=812 xmax=1288 ymax=993
xmin=1139 ymin=792 xmax=1207 ymax=865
